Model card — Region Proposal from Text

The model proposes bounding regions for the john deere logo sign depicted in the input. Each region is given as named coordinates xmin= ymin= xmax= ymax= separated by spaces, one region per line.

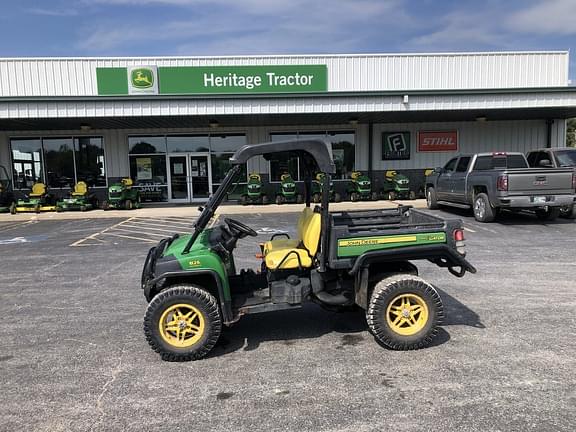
xmin=127 ymin=66 xmax=158 ymax=95
xmin=382 ymin=132 xmax=411 ymax=160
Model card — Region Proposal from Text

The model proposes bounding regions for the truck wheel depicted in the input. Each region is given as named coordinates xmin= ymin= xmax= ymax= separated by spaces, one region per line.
xmin=144 ymin=285 xmax=222 ymax=361
xmin=559 ymin=205 xmax=575 ymax=219
xmin=426 ymin=187 xmax=438 ymax=209
xmin=473 ymin=193 xmax=496 ymax=222
xmin=536 ymin=207 xmax=560 ymax=222
xmin=366 ymin=275 xmax=443 ymax=350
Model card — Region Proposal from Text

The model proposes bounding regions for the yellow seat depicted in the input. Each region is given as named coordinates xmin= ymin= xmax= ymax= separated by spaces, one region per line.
xmin=263 ymin=207 xmax=313 ymax=254
xmin=121 ymin=178 xmax=133 ymax=188
xmin=71 ymin=181 xmax=88 ymax=197
xmin=265 ymin=211 xmax=322 ymax=270
xmin=29 ymin=183 xmax=46 ymax=197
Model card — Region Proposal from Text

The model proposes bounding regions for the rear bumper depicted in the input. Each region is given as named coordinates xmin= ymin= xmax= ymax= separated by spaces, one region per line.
xmin=494 ymin=194 xmax=576 ymax=208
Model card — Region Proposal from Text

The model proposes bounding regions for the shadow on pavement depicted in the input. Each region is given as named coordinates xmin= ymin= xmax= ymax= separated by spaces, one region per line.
xmin=436 ymin=287 xmax=485 ymax=329
xmin=431 ymin=206 xmax=573 ymax=226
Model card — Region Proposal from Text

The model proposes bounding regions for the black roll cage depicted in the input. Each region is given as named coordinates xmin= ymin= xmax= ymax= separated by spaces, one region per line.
xmin=183 ymin=139 xmax=336 ymax=267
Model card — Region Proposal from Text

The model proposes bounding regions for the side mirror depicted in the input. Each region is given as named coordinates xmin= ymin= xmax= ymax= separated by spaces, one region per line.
xmin=538 ymin=159 xmax=553 ymax=168
xmin=433 ymin=167 xmax=444 ymax=174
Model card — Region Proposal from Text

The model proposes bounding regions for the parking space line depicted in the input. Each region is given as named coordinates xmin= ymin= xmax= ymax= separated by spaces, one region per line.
xmin=136 ymin=217 xmax=194 ymax=226
xmin=70 ymin=217 xmax=136 ymax=246
xmin=464 ymin=227 xmax=476 ymax=233
xmin=120 ymin=223 xmax=189 ymax=234
xmin=107 ymin=227 xmax=168 ymax=238
xmin=103 ymin=232 xmax=158 ymax=243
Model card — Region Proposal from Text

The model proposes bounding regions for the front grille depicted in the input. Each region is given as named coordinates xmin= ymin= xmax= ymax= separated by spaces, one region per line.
xmin=109 ymin=192 xmax=121 ymax=198
xmin=284 ymin=186 xmax=296 ymax=192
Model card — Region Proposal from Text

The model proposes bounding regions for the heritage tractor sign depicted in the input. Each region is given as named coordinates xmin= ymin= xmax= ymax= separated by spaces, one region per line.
xmin=97 ymin=65 xmax=328 ymax=95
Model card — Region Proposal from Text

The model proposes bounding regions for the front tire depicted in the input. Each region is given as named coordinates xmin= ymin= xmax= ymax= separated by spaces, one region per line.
xmin=367 ymin=275 xmax=443 ymax=350
xmin=473 ymin=193 xmax=496 ymax=222
xmin=144 ymin=285 xmax=222 ymax=361
xmin=426 ymin=187 xmax=438 ymax=209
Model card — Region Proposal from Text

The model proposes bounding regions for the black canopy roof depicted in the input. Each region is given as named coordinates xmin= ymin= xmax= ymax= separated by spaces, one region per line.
xmin=229 ymin=139 xmax=336 ymax=174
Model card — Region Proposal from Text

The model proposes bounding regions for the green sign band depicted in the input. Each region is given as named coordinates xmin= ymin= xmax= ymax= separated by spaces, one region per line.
xmin=337 ymin=232 xmax=446 ymax=257
xmin=96 ymin=65 xmax=327 ymax=96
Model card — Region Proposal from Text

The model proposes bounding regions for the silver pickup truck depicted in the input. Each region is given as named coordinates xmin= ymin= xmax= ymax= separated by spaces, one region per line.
xmin=425 ymin=152 xmax=576 ymax=222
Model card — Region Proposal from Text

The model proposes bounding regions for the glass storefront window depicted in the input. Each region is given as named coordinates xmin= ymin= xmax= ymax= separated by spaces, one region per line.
xmin=129 ymin=136 xmax=166 ymax=154
xmin=43 ymin=138 xmax=75 ymax=188
xmin=269 ymin=155 xmax=299 ymax=182
xmin=11 ymin=138 xmax=43 ymax=189
xmin=210 ymin=134 xmax=247 ymax=153
xmin=211 ymin=153 xmax=247 ymax=186
xmin=74 ymin=137 xmax=106 ymax=187
xmin=327 ymin=132 xmax=355 ymax=180
xmin=129 ymin=155 xmax=168 ymax=202
xmin=167 ymin=136 xmax=210 ymax=153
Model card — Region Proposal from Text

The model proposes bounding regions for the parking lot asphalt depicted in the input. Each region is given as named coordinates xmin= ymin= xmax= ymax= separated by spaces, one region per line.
xmin=0 ymin=207 xmax=575 ymax=432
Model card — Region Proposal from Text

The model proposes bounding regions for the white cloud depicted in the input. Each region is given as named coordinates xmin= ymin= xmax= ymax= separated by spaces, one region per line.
xmin=26 ymin=7 xmax=79 ymax=17
xmin=508 ymin=0 xmax=576 ymax=35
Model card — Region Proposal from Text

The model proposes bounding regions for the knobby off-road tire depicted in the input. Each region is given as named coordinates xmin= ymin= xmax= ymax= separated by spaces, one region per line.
xmin=144 ymin=285 xmax=222 ymax=361
xmin=426 ymin=187 xmax=438 ymax=210
xmin=367 ymin=275 xmax=443 ymax=350
xmin=473 ymin=193 xmax=496 ymax=222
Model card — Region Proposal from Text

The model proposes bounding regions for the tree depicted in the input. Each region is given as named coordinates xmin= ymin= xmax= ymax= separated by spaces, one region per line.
xmin=567 ymin=118 xmax=576 ymax=147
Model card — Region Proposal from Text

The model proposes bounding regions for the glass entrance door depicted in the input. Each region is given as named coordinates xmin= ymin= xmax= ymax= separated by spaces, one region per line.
xmin=168 ymin=154 xmax=212 ymax=203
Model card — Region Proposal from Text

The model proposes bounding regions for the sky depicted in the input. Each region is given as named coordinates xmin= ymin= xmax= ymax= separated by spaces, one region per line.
xmin=1 ymin=0 xmax=575 ymax=81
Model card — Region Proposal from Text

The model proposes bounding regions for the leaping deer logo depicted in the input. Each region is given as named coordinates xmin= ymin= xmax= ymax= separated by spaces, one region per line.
xmin=131 ymin=69 xmax=154 ymax=88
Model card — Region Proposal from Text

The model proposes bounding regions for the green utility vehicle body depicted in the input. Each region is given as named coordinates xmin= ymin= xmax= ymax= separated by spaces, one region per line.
xmin=141 ymin=139 xmax=476 ymax=361
xmin=381 ymin=170 xmax=417 ymax=200
xmin=0 ymin=166 xmax=15 ymax=213
xmin=347 ymin=171 xmax=378 ymax=201
xmin=275 ymin=173 xmax=302 ymax=204
xmin=56 ymin=181 xmax=99 ymax=212
xmin=240 ymin=173 xmax=268 ymax=205
xmin=102 ymin=178 xmax=141 ymax=210
xmin=311 ymin=172 xmax=341 ymax=203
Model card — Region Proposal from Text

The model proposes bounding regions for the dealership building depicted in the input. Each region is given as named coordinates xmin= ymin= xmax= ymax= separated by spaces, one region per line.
xmin=1 ymin=50 xmax=575 ymax=202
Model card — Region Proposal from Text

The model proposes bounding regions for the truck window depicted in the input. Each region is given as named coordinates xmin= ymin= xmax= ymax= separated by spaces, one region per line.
xmin=527 ymin=151 xmax=549 ymax=168
xmin=473 ymin=155 xmax=528 ymax=170
xmin=455 ymin=157 xmax=471 ymax=172
xmin=555 ymin=150 xmax=576 ymax=167
xmin=443 ymin=158 xmax=458 ymax=172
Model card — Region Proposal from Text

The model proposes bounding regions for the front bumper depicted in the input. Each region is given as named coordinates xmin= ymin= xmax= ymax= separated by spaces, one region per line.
xmin=495 ymin=194 xmax=576 ymax=208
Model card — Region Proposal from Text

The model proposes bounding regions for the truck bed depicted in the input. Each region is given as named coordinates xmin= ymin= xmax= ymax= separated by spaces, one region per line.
xmin=327 ymin=206 xmax=468 ymax=272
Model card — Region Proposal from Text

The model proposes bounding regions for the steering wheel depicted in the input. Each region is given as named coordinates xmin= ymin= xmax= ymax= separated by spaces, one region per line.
xmin=224 ymin=218 xmax=257 ymax=238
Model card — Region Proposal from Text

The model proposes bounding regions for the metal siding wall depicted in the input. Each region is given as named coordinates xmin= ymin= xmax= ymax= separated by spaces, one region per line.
xmin=0 ymin=52 xmax=568 ymax=97
xmin=0 ymin=132 xmax=9 ymax=169
xmin=550 ymin=119 xmax=567 ymax=148
xmin=373 ymin=120 xmax=547 ymax=170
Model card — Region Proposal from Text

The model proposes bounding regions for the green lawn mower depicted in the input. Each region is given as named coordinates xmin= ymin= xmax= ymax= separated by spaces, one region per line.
xmin=311 ymin=172 xmax=341 ymax=203
xmin=347 ymin=171 xmax=378 ymax=201
xmin=0 ymin=165 xmax=15 ymax=214
xmin=275 ymin=173 xmax=302 ymax=205
xmin=240 ymin=173 xmax=269 ymax=205
xmin=56 ymin=181 xmax=99 ymax=212
xmin=381 ymin=170 xmax=416 ymax=200
xmin=102 ymin=178 xmax=141 ymax=210
xmin=14 ymin=182 xmax=57 ymax=213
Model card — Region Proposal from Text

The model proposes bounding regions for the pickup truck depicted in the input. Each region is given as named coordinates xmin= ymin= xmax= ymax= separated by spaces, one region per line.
xmin=425 ymin=152 xmax=576 ymax=222
xmin=526 ymin=148 xmax=576 ymax=218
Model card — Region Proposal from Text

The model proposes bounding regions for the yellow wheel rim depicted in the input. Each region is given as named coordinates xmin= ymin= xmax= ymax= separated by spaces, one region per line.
xmin=386 ymin=294 xmax=429 ymax=336
xmin=158 ymin=303 xmax=205 ymax=348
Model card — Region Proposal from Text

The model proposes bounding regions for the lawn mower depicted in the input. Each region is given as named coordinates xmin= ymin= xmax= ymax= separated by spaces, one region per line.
xmin=275 ymin=173 xmax=302 ymax=205
xmin=240 ymin=173 xmax=269 ymax=205
xmin=381 ymin=170 xmax=416 ymax=200
xmin=140 ymin=138 xmax=476 ymax=361
xmin=102 ymin=178 xmax=141 ymax=210
xmin=0 ymin=165 xmax=15 ymax=214
xmin=311 ymin=172 xmax=341 ymax=203
xmin=347 ymin=171 xmax=378 ymax=201
xmin=56 ymin=181 xmax=99 ymax=212
xmin=13 ymin=182 xmax=57 ymax=213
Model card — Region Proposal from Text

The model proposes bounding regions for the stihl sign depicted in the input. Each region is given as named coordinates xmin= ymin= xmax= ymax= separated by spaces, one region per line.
xmin=418 ymin=131 xmax=458 ymax=152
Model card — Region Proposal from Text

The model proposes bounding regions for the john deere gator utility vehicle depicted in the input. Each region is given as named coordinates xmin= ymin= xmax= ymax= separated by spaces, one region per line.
xmin=240 ymin=173 xmax=268 ymax=205
xmin=275 ymin=173 xmax=302 ymax=205
xmin=102 ymin=178 xmax=141 ymax=210
xmin=14 ymin=182 xmax=56 ymax=213
xmin=311 ymin=172 xmax=341 ymax=203
xmin=141 ymin=139 xmax=476 ymax=361
xmin=347 ymin=171 xmax=378 ymax=201
xmin=56 ymin=181 xmax=99 ymax=212
xmin=381 ymin=170 xmax=417 ymax=200
xmin=0 ymin=166 xmax=15 ymax=214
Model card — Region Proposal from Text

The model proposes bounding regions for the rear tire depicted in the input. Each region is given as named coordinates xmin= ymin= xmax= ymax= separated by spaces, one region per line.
xmin=350 ymin=192 xmax=359 ymax=202
xmin=536 ymin=207 xmax=560 ymax=222
xmin=102 ymin=200 xmax=110 ymax=210
xmin=144 ymin=285 xmax=222 ymax=361
xmin=333 ymin=192 xmax=342 ymax=203
xmin=388 ymin=191 xmax=397 ymax=201
xmin=371 ymin=191 xmax=379 ymax=201
xmin=296 ymin=194 xmax=303 ymax=204
xmin=409 ymin=191 xmax=416 ymax=200
xmin=262 ymin=195 xmax=269 ymax=205
xmin=426 ymin=187 xmax=438 ymax=209
xmin=125 ymin=199 xmax=133 ymax=210
xmin=240 ymin=194 xmax=248 ymax=205
xmin=312 ymin=193 xmax=321 ymax=204
xmin=473 ymin=193 xmax=496 ymax=222
xmin=275 ymin=195 xmax=284 ymax=205
xmin=367 ymin=275 xmax=443 ymax=350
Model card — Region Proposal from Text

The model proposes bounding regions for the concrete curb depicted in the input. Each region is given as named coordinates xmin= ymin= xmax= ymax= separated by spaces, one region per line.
xmin=0 ymin=199 xmax=428 ymax=221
